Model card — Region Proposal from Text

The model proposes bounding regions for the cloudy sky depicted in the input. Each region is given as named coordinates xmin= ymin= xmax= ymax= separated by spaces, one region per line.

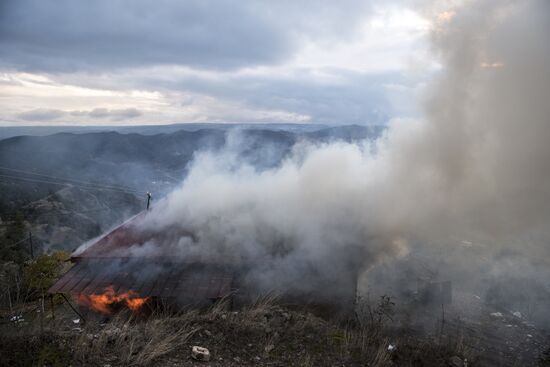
xmin=0 ymin=0 xmax=435 ymax=126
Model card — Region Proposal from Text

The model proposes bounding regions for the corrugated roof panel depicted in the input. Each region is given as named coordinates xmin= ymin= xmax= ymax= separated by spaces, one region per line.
xmin=57 ymin=264 xmax=91 ymax=294
xmin=73 ymin=212 xmax=196 ymax=260
xmin=81 ymin=271 xmax=108 ymax=295
xmin=49 ymin=259 xmax=236 ymax=305
xmin=48 ymin=264 xmax=80 ymax=293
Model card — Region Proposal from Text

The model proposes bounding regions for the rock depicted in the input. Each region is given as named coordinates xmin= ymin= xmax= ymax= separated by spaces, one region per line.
xmin=513 ymin=311 xmax=522 ymax=318
xmin=449 ymin=355 xmax=463 ymax=367
xmin=265 ymin=344 xmax=275 ymax=353
xmin=233 ymin=357 xmax=241 ymax=363
xmin=204 ymin=329 xmax=212 ymax=337
xmin=104 ymin=327 xmax=121 ymax=337
xmin=490 ymin=312 xmax=503 ymax=318
xmin=191 ymin=346 xmax=211 ymax=362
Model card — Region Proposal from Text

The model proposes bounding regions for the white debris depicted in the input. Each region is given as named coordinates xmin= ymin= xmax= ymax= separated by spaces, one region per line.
xmin=473 ymin=295 xmax=481 ymax=300
xmin=490 ymin=312 xmax=503 ymax=317
xmin=10 ymin=315 xmax=24 ymax=322
xmin=449 ymin=355 xmax=463 ymax=367
xmin=191 ymin=346 xmax=211 ymax=362
xmin=512 ymin=311 xmax=522 ymax=318
xmin=527 ymin=334 xmax=533 ymax=338
xmin=388 ymin=344 xmax=396 ymax=352
xmin=73 ymin=319 xmax=80 ymax=324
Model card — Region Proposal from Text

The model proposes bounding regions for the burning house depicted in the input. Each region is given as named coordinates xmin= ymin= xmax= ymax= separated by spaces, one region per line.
xmin=48 ymin=211 xmax=359 ymax=316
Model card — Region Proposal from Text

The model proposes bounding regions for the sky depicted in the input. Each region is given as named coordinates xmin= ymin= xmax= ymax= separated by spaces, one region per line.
xmin=0 ymin=0 xmax=435 ymax=126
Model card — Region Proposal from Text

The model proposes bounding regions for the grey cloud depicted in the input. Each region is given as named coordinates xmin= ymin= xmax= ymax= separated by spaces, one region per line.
xmin=158 ymin=68 xmax=418 ymax=124
xmin=0 ymin=0 xmax=373 ymax=72
xmin=17 ymin=108 xmax=66 ymax=121
xmin=56 ymin=67 xmax=420 ymax=125
xmin=17 ymin=107 xmax=142 ymax=122
xmin=73 ymin=108 xmax=142 ymax=120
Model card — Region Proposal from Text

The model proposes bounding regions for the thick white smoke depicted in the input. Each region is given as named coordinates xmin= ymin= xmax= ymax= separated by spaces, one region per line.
xmin=139 ymin=0 xmax=550 ymax=298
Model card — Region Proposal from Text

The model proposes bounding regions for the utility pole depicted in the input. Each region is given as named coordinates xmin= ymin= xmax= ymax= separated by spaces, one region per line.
xmin=146 ymin=192 xmax=152 ymax=210
xmin=29 ymin=232 xmax=34 ymax=259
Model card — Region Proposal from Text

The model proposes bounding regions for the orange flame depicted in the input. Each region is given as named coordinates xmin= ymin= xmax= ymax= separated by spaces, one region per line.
xmin=78 ymin=286 xmax=149 ymax=314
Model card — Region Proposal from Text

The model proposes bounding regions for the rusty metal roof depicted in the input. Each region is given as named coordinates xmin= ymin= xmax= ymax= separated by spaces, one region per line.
xmin=73 ymin=212 xmax=196 ymax=260
xmin=49 ymin=211 xmax=243 ymax=304
xmin=48 ymin=259 xmax=234 ymax=301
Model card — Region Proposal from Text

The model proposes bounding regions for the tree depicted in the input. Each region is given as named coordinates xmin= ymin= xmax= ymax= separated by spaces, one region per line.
xmin=24 ymin=251 xmax=70 ymax=318
xmin=24 ymin=251 xmax=69 ymax=294
xmin=0 ymin=212 xmax=28 ymax=264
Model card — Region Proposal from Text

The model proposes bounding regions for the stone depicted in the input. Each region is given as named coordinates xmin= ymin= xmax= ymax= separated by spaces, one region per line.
xmin=449 ymin=356 xmax=463 ymax=367
xmin=191 ymin=346 xmax=211 ymax=362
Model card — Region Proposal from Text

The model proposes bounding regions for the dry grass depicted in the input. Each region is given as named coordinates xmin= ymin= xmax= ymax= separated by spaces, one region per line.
xmin=242 ymin=292 xmax=280 ymax=318
xmin=74 ymin=311 xmax=199 ymax=366
xmin=0 ymin=293 xmax=478 ymax=366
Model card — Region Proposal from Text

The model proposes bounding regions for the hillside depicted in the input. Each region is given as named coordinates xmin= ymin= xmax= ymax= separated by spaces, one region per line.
xmin=0 ymin=124 xmax=382 ymax=254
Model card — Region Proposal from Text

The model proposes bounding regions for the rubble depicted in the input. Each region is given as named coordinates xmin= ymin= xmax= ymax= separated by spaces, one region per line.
xmin=10 ymin=315 xmax=24 ymax=323
xmin=191 ymin=346 xmax=211 ymax=362
xmin=449 ymin=355 xmax=463 ymax=367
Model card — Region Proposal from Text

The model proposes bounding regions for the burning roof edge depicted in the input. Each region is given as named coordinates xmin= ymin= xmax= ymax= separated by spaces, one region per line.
xmin=71 ymin=211 xmax=196 ymax=260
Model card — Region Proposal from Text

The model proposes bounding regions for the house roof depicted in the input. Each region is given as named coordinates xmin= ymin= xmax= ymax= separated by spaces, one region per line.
xmin=49 ymin=211 xmax=237 ymax=302
xmin=48 ymin=259 xmax=234 ymax=300
xmin=73 ymin=211 xmax=196 ymax=260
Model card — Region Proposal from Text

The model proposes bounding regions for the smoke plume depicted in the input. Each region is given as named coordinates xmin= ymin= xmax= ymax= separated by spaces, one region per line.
xmin=135 ymin=0 xmax=550 ymax=301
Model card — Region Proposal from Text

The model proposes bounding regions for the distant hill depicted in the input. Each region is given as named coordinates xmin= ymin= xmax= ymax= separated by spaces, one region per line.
xmin=0 ymin=124 xmax=383 ymax=199
xmin=0 ymin=124 xmax=383 ymax=252
xmin=0 ymin=122 xmax=331 ymax=140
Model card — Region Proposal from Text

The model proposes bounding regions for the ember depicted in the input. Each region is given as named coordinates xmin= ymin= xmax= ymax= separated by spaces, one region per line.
xmin=78 ymin=286 xmax=149 ymax=314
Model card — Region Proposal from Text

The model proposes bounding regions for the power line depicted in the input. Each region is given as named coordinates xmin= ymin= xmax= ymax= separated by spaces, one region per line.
xmin=0 ymin=165 xmax=138 ymax=190
xmin=2 ymin=236 xmax=29 ymax=248
xmin=0 ymin=174 xmax=142 ymax=196
xmin=0 ymin=204 xmax=138 ymax=221
xmin=0 ymin=166 xmax=141 ymax=193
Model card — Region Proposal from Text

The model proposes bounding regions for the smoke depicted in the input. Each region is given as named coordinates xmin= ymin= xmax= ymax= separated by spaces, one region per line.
xmin=128 ymin=0 xmax=550 ymax=306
